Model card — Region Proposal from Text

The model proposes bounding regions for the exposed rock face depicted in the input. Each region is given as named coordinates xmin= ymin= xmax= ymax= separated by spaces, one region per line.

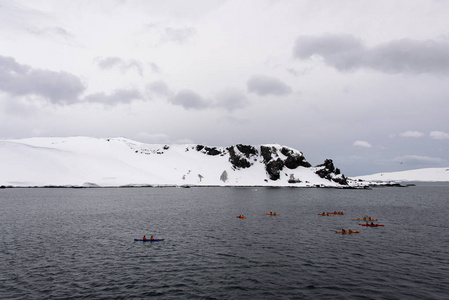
xmin=260 ymin=145 xmax=312 ymax=181
xmin=266 ymin=158 xmax=284 ymax=180
xmin=196 ymin=145 xmax=223 ymax=156
xmin=316 ymin=159 xmax=335 ymax=179
xmin=260 ymin=145 xmax=275 ymax=163
xmin=236 ymin=144 xmax=258 ymax=157
xmin=315 ymin=159 xmax=347 ymax=185
xmin=227 ymin=146 xmax=252 ymax=169
xmin=281 ymin=147 xmax=311 ymax=169
xmin=197 ymin=143 xmax=347 ymax=185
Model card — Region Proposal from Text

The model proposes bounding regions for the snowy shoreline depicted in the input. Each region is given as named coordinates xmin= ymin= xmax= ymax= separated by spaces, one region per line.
xmin=1 ymin=136 xmax=447 ymax=188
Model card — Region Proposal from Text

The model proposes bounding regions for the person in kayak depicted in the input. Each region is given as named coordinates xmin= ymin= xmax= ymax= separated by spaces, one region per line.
xmin=371 ymin=222 xmax=374 ymax=226
xmin=150 ymin=235 xmax=154 ymax=241
xmin=341 ymin=229 xmax=346 ymax=233
xmin=348 ymin=228 xmax=352 ymax=233
xmin=143 ymin=235 xmax=146 ymax=241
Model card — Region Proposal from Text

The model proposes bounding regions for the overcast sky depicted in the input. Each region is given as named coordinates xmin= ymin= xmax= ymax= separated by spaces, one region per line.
xmin=1 ymin=0 xmax=449 ymax=176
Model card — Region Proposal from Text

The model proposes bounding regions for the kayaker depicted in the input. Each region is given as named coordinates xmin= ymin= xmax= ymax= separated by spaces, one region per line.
xmin=371 ymin=222 xmax=374 ymax=226
xmin=150 ymin=235 xmax=154 ymax=241
xmin=341 ymin=229 xmax=346 ymax=233
xmin=143 ymin=235 xmax=146 ymax=241
xmin=366 ymin=222 xmax=369 ymax=225
xmin=348 ymin=228 xmax=352 ymax=233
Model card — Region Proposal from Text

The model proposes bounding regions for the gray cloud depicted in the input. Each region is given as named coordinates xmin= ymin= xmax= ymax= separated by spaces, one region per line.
xmin=96 ymin=57 xmax=145 ymax=76
xmin=0 ymin=55 xmax=85 ymax=104
xmin=163 ymin=27 xmax=196 ymax=44
xmin=247 ymin=75 xmax=292 ymax=96
xmin=169 ymin=89 xmax=209 ymax=110
xmin=294 ymin=34 xmax=449 ymax=74
xmin=147 ymin=81 xmax=249 ymax=111
xmin=215 ymin=89 xmax=249 ymax=111
xmin=83 ymin=89 xmax=143 ymax=106
xmin=146 ymin=80 xmax=172 ymax=98
xmin=146 ymin=81 xmax=209 ymax=109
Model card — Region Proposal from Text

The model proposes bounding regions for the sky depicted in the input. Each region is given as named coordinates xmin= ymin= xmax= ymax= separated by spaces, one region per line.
xmin=1 ymin=0 xmax=449 ymax=177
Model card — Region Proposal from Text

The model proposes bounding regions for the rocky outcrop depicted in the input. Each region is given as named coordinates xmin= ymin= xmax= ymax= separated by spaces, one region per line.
xmin=197 ymin=143 xmax=348 ymax=185
xmin=281 ymin=147 xmax=311 ymax=169
xmin=315 ymin=159 xmax=347 ymax=185
xmin=260 ymin=145 xmax=312 ymax=181
xmin=196 ymin=145 xmax=223 ymax=156
xmin=227 ymin=145 xmax=252 ymax=169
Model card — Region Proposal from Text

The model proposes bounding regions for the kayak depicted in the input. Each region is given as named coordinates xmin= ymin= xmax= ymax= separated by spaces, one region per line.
xmin=236 ymin=216 xmax=246 ymax=219
xmin=336 ymin=231 xmax=360 ymax=234
xmin=134 ymin=239 xmax=164 ymax=242
xmin=317 ymin=213 xmax=333 ymax=216
xmin=359 ymin=224 xmax=384 ymax=227
xmin=265 ymin=213 xmax=279 ymax=216
xmin=328 ymin=212 xmax=345 ymax=215
xmin=357 ymin=218 xmax=378 ymax=221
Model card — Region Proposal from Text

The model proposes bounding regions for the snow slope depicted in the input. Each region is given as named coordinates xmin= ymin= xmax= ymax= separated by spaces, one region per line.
xmin=354 ymin=168 xmax=449 ymax=182
xmin=0 ymin=137 xmax=348 ymax=187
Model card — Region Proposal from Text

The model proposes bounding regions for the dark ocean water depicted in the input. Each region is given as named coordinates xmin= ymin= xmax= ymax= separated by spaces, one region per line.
xmin=1 ymin=184 xmax=448 ymax=299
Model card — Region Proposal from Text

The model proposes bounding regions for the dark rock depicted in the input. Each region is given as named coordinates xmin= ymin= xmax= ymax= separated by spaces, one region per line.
xmin=332 ymin=176 xmax=348 ymax=185
xmin=284 ymin=152 xmax=311 ymax=169
xmin=228 ymin=146 xmax=251 ymax=169
xmin=204 ymin=146 xmax=221 ymax=156
xmin=196 ymin=145 xmax=222 ymax=156
xmin=236 ymin=144 xmax=258 ymax=158
xmin=260 ymin=146 xmax=275 ymax=163
xmin=315 ymin=159 xmax=335 ymax=178
xmin=266 ymin=158 xmax=284 ymax=180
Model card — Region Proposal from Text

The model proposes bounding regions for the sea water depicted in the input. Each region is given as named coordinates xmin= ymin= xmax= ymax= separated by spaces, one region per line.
xmin=1 ymin=184 xmax=448 ymax=299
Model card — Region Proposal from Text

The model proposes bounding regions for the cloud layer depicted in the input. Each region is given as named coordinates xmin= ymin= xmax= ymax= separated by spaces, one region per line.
xmin=294 ymin=34 xmax=449 ymax=75
xmin=0 ymin=55 xmax=85 ymax=104
xmin=247 ymin=75 xmax=292 ymax=96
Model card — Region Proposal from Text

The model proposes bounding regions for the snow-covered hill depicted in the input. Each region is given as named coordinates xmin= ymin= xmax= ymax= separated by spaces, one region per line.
xmin=354 ymin=168 xmax=449 ymax=182
xmin=0 ymin=136 xmax=354 ymax=188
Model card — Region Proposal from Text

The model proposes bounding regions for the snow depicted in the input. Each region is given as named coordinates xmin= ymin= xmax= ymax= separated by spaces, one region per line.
xmin=3 ymin=136 xmax=443 ymax=187
xmin=0 ymin=137 xmax=342 ymax=187
xmin=354 ymin=168 xmax=449 ymax=182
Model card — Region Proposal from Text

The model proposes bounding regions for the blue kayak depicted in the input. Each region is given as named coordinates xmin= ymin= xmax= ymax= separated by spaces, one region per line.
xmin=134 ymin=239 xmax=164 ymax=242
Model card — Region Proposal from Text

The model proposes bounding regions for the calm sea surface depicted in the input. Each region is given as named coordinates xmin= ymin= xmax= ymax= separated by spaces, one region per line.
xmin=1 ymin=184 xmax=448 ymax=299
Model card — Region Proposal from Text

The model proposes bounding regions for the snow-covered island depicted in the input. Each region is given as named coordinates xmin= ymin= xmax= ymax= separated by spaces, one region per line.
xmin=353 ymin=168 xmax=449 ymax=182
xmin=0 ymin=136 xmax=433 ymax=188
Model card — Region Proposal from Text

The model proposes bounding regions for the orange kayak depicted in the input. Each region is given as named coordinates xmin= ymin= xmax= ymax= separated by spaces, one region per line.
xmin=265 ymin=213 xmax=279 ymax=216
xmin=336 ymin=230 xmax=359 ymax=234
